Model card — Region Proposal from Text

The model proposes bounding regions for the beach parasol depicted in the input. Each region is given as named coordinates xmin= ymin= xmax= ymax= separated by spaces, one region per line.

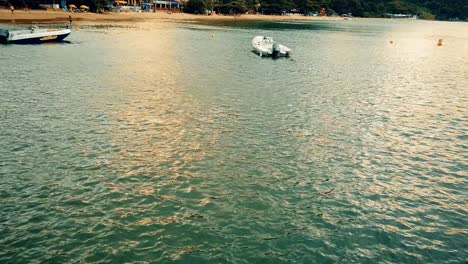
xmin=68 ymin=4 xmax=76 ymax=8
xmin=80 ymin=5 xmax=89 ymax=9
xmin=115 ymin=0 xmax=127 ymax=4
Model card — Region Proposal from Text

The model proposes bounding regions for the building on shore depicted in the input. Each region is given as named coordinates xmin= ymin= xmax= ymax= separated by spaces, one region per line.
xmin=115 ymin=0 xmax=184 ymax=11
xmin=153 ymin=0 xmax=182 ymax=10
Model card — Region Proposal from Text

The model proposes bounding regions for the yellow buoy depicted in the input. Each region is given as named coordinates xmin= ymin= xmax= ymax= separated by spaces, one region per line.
xmin=437 ymin=39 xmax=443 ymax=46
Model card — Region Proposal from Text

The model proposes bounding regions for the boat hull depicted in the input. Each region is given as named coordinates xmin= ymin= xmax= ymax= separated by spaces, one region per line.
xmin=9 ymin=32 xmax=70 ymax=44
xmin=251 ymin=36 xmax=290 ymax=57
xmin=1 ymin=27 xmax=71 ymax=44
xmin=252 ymin=47 xmax=290 ymax=57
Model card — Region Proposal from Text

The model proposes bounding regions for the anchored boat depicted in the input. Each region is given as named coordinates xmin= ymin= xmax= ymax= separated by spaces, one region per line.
xmin=0 ymin=26 xmax=71 ymax=44
xmin=251 ymin=36 xmax=291 ymax=57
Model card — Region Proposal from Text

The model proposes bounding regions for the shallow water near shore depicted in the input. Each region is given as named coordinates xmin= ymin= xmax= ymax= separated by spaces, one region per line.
xmin=0 ymin=19 xmax=467 ymax=263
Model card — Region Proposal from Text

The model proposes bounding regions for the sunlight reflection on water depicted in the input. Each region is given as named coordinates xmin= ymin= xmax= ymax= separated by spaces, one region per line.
xmin=0 ymin=19 xmax=467 ymax=263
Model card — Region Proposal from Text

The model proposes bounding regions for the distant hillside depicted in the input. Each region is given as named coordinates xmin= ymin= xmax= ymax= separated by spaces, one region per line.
xmin=194 ymin=0 xmax=468 ymax=20
xmin=256 ymin=0 xmax=467 ymax=20
xmin=317 ymin=0 xmax=467 ymax=20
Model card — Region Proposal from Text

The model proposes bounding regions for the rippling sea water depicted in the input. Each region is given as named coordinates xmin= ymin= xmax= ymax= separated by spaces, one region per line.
xmin=0 ymin=19 xmax=467 ymax=263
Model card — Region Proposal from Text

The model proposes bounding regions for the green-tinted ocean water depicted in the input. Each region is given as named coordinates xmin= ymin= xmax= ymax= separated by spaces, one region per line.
xmin=0 ymin=19 xmax=467 ymax=263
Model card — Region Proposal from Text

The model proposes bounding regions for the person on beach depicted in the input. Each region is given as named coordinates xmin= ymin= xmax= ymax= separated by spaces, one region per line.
xmin=10 ymin=5 xmax=14 ymax=14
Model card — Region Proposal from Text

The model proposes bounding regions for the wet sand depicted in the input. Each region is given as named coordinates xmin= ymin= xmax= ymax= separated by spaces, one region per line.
xmin=0 ymin=9 xmax=343 ymax=24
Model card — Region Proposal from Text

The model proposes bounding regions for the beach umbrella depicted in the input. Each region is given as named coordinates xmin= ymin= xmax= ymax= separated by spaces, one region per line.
xmin=68 ymin=4 xmax=76 ymax=8
xmin=115 ymin=0 xmax=127 ymax=4
xmin=80 ymin=5 xmax=89 ymax=9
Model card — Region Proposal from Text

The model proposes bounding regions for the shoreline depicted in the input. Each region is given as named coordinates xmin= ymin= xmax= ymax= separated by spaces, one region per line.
xmin=0 ymin=9 xmax=344 ymax=24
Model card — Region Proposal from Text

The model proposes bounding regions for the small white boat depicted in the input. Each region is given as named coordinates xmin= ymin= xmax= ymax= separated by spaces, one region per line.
xmin=251 ymin=36 xmax=291 ymax=57
xmin=0 ymin=26 xmax=71 ymax=44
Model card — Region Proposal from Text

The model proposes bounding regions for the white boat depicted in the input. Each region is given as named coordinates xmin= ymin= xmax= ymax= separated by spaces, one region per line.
xmin=0 ymin=26 xmax=71 ymax=44
xmin=251 ymin=36 xmax=291 ymax=57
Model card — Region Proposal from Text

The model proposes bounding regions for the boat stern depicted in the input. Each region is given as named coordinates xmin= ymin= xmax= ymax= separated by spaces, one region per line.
xmin=0 ymin=29 xmax=9 ymax=44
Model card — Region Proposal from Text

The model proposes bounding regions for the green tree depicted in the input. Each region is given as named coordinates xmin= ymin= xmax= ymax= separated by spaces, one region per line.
xmin=184 ymin=0 xmax=208 ymax=13
xmin=215 ymin=0 xmax=247 ymax=14
xmin=331 ymin=0 xmax=348 ymax=14
xmin=295 ymin=0 xmax=319 ymax=14
xmin=259 ymin=0 xmax=294 ymax=14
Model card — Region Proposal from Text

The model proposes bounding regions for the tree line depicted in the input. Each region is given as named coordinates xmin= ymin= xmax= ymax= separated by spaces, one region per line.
xmin=184 ymin=0 xmax=468 ymax=20
xmin=2 ymin=0 xmax=466 ymax=20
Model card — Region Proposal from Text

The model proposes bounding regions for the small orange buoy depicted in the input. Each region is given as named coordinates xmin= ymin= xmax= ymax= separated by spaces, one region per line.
xmin=437 ymin=39 xmax=443 ymax=46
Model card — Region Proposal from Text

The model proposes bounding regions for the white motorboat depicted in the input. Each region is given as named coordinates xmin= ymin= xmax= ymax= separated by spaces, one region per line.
xmin=0 ymin=26 xmax=71 ymax=44
xmin=251 ymin=36 xmax=291 ymax=57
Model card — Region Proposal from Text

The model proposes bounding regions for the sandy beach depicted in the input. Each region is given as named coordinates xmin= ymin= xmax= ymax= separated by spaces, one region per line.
xmin=0 ymin=9 xmax=343 ymax=24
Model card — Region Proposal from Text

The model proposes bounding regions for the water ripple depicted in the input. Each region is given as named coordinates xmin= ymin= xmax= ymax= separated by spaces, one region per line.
xmin=1 ymin=19 xmax=467 ymax=263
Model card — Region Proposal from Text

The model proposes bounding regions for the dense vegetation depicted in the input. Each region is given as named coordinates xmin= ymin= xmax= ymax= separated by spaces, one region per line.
xmin=185 ymin=0 xmax=468 ymax=20
xmin=2 ymin=0 xmax=466 ymax=20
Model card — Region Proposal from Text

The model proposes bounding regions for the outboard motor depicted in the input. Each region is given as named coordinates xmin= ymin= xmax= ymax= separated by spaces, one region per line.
xmin=272 ymin=42 xmax=280 ymax=58
xmin=0 ymin=29 xmax=9 ymax=44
